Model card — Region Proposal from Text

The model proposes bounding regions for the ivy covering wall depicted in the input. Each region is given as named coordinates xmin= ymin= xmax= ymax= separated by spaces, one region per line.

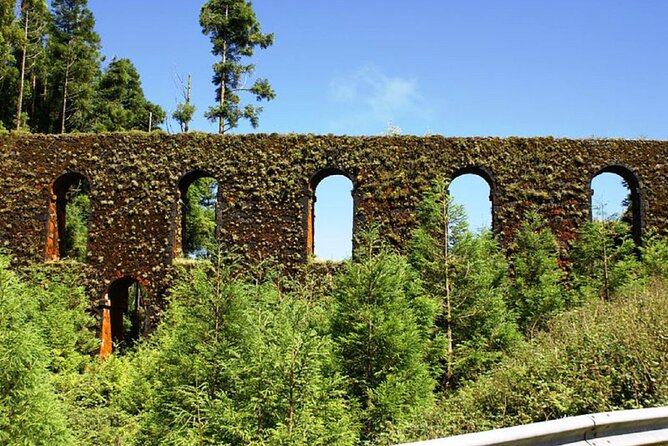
xmin=1 ymin=133 xmax=667 ymax=304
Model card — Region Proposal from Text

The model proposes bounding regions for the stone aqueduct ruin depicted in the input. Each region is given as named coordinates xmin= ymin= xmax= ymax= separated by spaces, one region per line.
xmin=1 ymin=133 xmax=667 ymax=352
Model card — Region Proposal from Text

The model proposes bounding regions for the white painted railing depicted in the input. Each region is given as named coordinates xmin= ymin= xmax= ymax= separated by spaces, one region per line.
xmin=399 ymin=406 xmax=668 ymax=446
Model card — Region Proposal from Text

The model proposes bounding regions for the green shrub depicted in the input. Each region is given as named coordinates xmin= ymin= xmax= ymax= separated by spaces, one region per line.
xmin=332 ymin=232 xmax=439 ymax=443
xmin=0 ymin=255 xmax=74 ymax=444
xmin=570 ymin=220 xmax=642 ymax=301
xmin=402 ymin=280 xmax=668 ymax=441
xmin=124 ymin=256 xmax=358 ymax=445
xmin=641 ymin=232 xmax=668 ymax=280
xmin=509 ymin=211 xmax=565 ymax=336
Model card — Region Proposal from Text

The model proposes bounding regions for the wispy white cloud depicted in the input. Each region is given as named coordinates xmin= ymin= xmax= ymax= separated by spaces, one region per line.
xmin=328 ymin=66 xmax=430 ymax=134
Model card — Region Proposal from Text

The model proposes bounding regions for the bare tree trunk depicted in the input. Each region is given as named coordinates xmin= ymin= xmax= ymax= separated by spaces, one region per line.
xmin=218 ymin=5 xmax=228 ymax=134
xmin=16 ymin=6 xmax=29 ymax=130
xmin=602 ymin=224 xmax=610 ymax=300
xmin=185 ymin=73 xmax=192 ymax=132
xmin=30 ymin=73 xmax=36 ymax=123
xmin=42 ymin=74 xmax=47 ymax=102
xmin=444 ymin=195 xmax=453 ymax=390
xmin=60 ymin=58 xmax=70 ymax=134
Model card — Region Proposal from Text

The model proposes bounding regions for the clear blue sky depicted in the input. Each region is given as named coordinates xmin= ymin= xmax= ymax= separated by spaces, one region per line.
xmin=89 ymin=0 xmax=668 ymax=138
xmin=88 ymin=0 xmax=666 ymax=259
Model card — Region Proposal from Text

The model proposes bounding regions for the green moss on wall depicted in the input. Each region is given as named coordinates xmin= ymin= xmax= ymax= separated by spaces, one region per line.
xmin=1 ymin=133 xmax=667 ymax=309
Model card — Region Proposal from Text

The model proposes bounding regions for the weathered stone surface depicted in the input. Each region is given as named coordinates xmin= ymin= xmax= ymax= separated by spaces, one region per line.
xmin=0 ymin=133 xmax=666 ymax=301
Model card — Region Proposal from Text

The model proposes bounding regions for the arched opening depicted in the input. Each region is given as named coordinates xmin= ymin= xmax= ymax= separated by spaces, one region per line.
xmin=174 ymin=171 xmax=219 ymax=259
xmin=100 ymin=277 xmax=148 ymax=357
xmin=448 ymin=168 xmax=494 ymax=232
xmin=307 ymin=169 xmax=354 ymax=261
xmin=590 ymin=165 xmax=642 ymax=243
xmin=46 ymin=172 xmax=90 ymax=261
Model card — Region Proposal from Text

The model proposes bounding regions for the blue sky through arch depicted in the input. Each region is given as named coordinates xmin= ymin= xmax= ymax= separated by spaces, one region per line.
xmin=591 ymin=173 xmax=630 ymax=221
xmin=449 ymin=174 xmax=492 ymax=231
xmin=313 ymin=175 xmax=353 ymax=261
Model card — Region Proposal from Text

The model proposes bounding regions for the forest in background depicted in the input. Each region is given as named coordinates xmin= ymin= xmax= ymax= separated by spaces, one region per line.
xmin=0 ymin=0 xmax=165 ymax=133
xmin=2 ymin=179 xmax=668 ymax=445
xmin=0 ymin=0 xmax=275 ymax=134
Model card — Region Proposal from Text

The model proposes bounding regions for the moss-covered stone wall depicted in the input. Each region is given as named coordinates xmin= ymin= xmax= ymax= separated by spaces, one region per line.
xmin=1 ymin=133 xmax=667 ymax=301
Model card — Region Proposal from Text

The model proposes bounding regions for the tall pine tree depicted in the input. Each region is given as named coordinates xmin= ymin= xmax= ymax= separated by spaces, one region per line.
xmin=92 ymin=57 xmax=165 ymax=132
xmin=332 ymin=230 xmax=439 ymax=443
xmin=0 ymin=0 xmax=18 ymax=129
xmin=47 ymin=0 xmax=100 ymax=133
xmin=409 ymin=179 xmax=521 ymax=389
xmin=200 ymin=0 xmax=275 ymax=133
xmin=14 ymin=0 xmax=51 ymax=130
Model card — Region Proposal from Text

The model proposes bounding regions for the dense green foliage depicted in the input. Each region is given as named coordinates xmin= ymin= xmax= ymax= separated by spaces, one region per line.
xmin=124 ymin=256 xmax=357 ymax=445
xmin=2 ymin=181 xmax=668 ymax=444
xmin=0 ymin=0 xmax=164 ymax=132
xmin=409 ymin=180 xmax=520 ymax=389
xmin=63 ymin=185 xmax=90 ymax=261
xmin=0 ymin=257 xmax=96 ymax=445
xmin=0 ymin=256 xmax=72 ymax=444
xmin=405 ymin=280 xmax=668 ymax=441
xmin=570 ymin=219 xmax=641 ymax=300
xmin=200 ymin=0 xmax=275 ymax=133
xmin=332 ymin=231 xmax=439 ymax=442
xmin=183 ymin=176 xmax=218 ymax=258
xmin=509 ymin=211 xmax=565 ymax=336
xmin=92 ymin=58 xmax=166 ymax=132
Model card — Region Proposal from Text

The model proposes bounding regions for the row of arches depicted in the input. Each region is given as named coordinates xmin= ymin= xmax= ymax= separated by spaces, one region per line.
xmin=310 ymin=166 xmax=641 ymax=260
xmin=43 ymin=166 xmax=643 ymax=265
xmin=94 ymin=170 xmax=640 ymax=357
xmin=44 ymin=171 xmax=221 ymax=262
xmin=309 ymin=169 xmax=497 ymax=261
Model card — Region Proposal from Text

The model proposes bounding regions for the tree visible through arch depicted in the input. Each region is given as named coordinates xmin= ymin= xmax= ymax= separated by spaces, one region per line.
xmin=100 ymin=277 xmax=148 ymax=358
xmin=46 ymin=172 xmax=90 ymax=261
xmin=308 ymin=170 xmax=354 ymax=261
xmin=175 ymin=171 xmax=219 ymax=259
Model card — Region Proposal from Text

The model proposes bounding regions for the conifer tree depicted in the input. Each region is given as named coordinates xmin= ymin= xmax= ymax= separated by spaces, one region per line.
xmin=409 ymin=179 xmax=520 ymax=389
xmin=0 ymin=0 xmax=18 ymax=129
xmin=47 ymin=0 xmax=101 ymax=133
xmin=332 ymin=229 xmax=439 ymax=443
xmin=509 ymin=211 xmax=565 ymax=336
xmin=0 ymin=0 xmax=13 ymax=74
xmin=128 ymin=255 xmax=357 ymax=445
xmin=92 ymin=57 xmax=165 ymax=132
xmin=200 ymin=0 xmax=275 ymax=133
xmin=570 ymin=220 xmax=641 ymax=300
xmin=0 ymin=0 xmax=16 ymax=79
xmin=0 ymin=254 xmax=73 ymax=443
xmin=14 ymin=0 xmax=50 ymax=130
